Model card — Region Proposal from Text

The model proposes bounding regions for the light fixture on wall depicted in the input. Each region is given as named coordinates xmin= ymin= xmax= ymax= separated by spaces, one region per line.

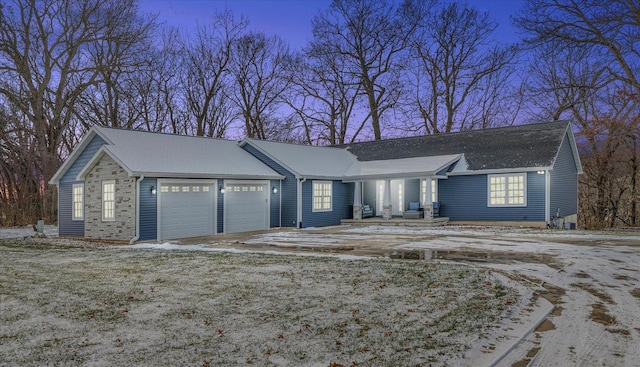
xmin=150 ymin=186 xmax=156 ymax=195
xmin=537 ymin=170 xmax=545 ymax=175
xmin=220 ymin=186 xmax=225 ymax=194
xmin=272 ymin=186 xmax=278 ymax=194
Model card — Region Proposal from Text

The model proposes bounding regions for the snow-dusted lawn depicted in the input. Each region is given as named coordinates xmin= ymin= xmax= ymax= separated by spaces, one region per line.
xmin=3 ymin=224 xmax=640 ymax=366
xmin=0 ymin=239 xmax=515 ymax=367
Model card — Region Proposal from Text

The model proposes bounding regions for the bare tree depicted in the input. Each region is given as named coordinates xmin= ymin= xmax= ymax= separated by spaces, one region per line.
xmin=517 ymin=0 xmax=640 ymax=228
xmin=0 ymin=0 xmax=156 ymax=223
xmin=516 ymin=0 xmax=640 ymax=95
xmin=128 ymin=26 xmax=185 ymax=134
xmin=403 ymin=2 xmax=517 ymax=134
xmin=309 ymin=0 xmax=430 ymax=140
xmin=229 ymin=31 xmax=294 ymax=140
xmin=285 ymin=48 xmax=366 ymax=145
xmin=180 ymin=12 xmax=245 ymax=138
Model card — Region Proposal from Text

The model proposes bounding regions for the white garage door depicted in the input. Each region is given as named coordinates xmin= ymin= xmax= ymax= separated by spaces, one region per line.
xmin=159 ymin=182 xmax=215 ymax=240
xmin=224 ymin=182 xmax=269 ymax=234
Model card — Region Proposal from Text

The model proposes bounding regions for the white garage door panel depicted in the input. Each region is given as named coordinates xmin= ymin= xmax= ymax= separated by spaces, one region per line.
xmin=160 ymin=183 xmax=214 ymax=240
xmin=225 ymin=183 xmax=268 ymax=234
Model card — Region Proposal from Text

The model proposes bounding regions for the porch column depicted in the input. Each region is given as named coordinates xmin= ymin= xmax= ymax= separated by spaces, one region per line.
xmin=423 ymin=178 xmax=433 ymax=220
xmin=353 ymin=181 xmax=362 ymax=220
xmin=383 ymin=179 xmax=392 ymax=220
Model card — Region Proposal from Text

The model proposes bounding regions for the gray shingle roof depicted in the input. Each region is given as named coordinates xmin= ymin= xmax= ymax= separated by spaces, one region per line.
xmin=90 ymin=127 xmax=284 ymax=179
xmin=343 ymin=121 xmax=572 ymax=170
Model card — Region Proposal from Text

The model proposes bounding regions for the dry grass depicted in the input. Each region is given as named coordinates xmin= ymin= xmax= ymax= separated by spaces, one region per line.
xmin=0 ymin=239 xmax=516 ymax=366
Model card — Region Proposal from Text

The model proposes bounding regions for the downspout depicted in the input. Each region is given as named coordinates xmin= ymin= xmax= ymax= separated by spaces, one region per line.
xmin=279 ymin=179 xmax=282 ymax=228
xmin=545 ymin=170 xmax=551 ymax=224
xmin=297 ymin=177 xmax=307 ymax=228
xmin=129 ymin=175 xmax=144 ymax=245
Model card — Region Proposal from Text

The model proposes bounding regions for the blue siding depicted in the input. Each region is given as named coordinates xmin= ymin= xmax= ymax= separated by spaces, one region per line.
xmin=242 ymin=144 xmax=297 ymax=227
xmin=550 ymin=133 xmax=579 ymax=218
xmin=439 ymin=172 xmax=545 ymax=222
xmin=139 ymin=178 xmax=157 ymax=241
xmin=58 ymin=135 xmax=107 ymax=237
xmin=269 ymin=179 xmax=282 ymax=227
xmin=301 ymin=180 xmax=353 ymax=228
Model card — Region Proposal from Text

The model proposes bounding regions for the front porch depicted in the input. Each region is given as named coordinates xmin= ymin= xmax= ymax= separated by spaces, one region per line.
xmin=341 ymin=216 xmax=450 ymax=227
xmin=349 ymin=177 xmax=443 ymax=223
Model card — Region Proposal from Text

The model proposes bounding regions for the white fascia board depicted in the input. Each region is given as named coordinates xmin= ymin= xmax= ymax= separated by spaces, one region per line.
xmin=557 ymin=124 xmax=584 ymax=174
xmin=49 ymin=127 xmax=113 ymax=184
xmin=300 ymin=175 xmax=344 ymax=181
xmin=450 ymin=154 xmax=468 ymax=172
xmin=342 ymin=171 xmax=439 ymax=182
xmin=447 ymin=166 xmax=553 ymax=176
xmin=75 ymin=146 xmax=134 ymax=181
xmin=239 ymin=139 xmax=301 ymax=179
xmin=129 ymin=172 xmax=285 ymax=180
xmin=342 ymin=154 xmax=462 ymax=182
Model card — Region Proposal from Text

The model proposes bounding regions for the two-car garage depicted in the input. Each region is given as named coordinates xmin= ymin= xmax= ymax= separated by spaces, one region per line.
xmin=157 ymin=179 xmax=270 ymax=240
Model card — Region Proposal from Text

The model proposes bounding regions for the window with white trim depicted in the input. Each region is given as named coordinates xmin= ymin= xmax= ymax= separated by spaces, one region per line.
xmin=102 ymin=180 xmax=115 ymax=221
xmin=72 ymin=183 xmax=84 ymax=220
xmin=421 ymin=179 xmax=438 ymax=204
xmin=312 ymin=181 xmax=332 ymax=212
xmin=488 ymin=173 xmax=526 ymax=207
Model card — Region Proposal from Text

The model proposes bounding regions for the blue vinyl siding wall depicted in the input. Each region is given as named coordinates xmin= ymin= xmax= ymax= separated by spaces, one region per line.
xmin=139 ymin=177 xmax=157 ymax=241
xmin=302 ymin=180 xmax=353 ymax=228
xmin=269 ymin=179 xmax=282 ymax=227
xmin=439 ymin=171 xmax=545 ymax=222
xmin=241 ymin=144 xmax=296 ymax=227
xmin=550 ymin=133 xmax=579 ymax=218
xmin=58 ymin=135 xmax=106 ymax=237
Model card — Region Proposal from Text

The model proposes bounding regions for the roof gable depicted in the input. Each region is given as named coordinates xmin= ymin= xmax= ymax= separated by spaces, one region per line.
xmin=53 ymin=127 xmax=284 ymax=182
xmin=241 ymin=138 xmax=356 ymax=179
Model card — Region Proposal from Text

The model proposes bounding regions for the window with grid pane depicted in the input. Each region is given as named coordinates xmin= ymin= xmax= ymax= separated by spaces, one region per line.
xmin=102 ymin=181 xmax=115 ymax=221
xmin=421 ymin=179 xmax=438 ymax=204
xmin=72 ymin=184 xmax=84 ymax=220
xmin=488 ymin=173 xmax=526 ymax=207
xmin=312 ymin=181 xmax=332 ymax=212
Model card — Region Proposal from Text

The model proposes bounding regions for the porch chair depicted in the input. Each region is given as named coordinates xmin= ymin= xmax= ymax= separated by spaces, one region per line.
xmin=402 ymin=201 xmax=424 ymax=219
xmin=433 ymin=202 xmax=440 ymax=217
xmin=362 ymin=204 xmax=374 ymax=218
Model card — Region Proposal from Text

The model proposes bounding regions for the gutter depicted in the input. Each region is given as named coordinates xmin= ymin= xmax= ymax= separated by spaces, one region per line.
xmin=297 ymin=178 xmax=306 ymax=228
xmin=129 ymin=175 xmax=144 ymax=245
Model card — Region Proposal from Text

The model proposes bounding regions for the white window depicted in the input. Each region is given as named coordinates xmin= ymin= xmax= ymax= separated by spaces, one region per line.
xmin=421 ymin=179 xmax=438 ymax=204
xmin=398 ymin=183 xmax=404 ymax=213
xmin=160 ymin=185 xmax=169 ymax=193
xmin=488 ymin=173 xmax=526 ymax=207
xmin=202 ymin=186 xmax=210 ymax=192
xmin=72 ymin=184 xmax=84 ymax=220
xmin=312 ymin=181 xmax=332 ymax=212
xmin=193 ymin=186 xmax=200 ymax=192
xmin=171 ymin=186 xmax=179 ymax=193
xmin=102 ymin=180 xmax=116 ymax=221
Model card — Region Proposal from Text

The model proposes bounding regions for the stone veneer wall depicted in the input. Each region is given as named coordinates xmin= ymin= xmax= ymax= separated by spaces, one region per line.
xmin=84 ymin=154 xmax=136 ymax=241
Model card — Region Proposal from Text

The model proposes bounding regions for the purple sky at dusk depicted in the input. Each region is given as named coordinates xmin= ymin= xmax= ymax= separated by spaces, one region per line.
xmin=137 ymin=0 xmax=527 ymax=48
